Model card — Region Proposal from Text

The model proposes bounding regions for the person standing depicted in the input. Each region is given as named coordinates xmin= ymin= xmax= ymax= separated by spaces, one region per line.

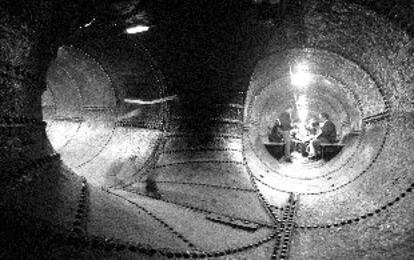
xmin=308 ymin=112 xmax=337 ymax=160
xmin=278 ymin=107 xmax=294 ymax=162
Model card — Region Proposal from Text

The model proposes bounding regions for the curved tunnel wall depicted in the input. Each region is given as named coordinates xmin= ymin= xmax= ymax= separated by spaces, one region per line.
xmin=245 ymin=2 xmax=414 ymax=189
xmin=41 ymin=44 xmax=168 ymax=187
xmin=1 ymin=1 xmax=414 ymax=259
xmin=244 ymin=1 xmax=414 ymax=257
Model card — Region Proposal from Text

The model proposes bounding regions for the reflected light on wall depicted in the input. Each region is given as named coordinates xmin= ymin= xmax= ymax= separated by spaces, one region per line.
xmin=297 ymin=109 xmax=308 ymax=123
xmin=124 ymin=95 xmax=178 ymax=104
xmin=126 ymin=25 xmax=150 ymax=34
xmin=295 ymin=95 xmax=309 ymax=139
xmin=290 ymin=63 xmax=312 ymax=88
xmin=296 ymin=95 xmax=308 ymax=123
xmin=47 ymin=123 xmax=72 ymax=149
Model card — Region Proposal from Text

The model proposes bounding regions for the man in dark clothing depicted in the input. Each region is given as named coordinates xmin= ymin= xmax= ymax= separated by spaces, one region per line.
xmin=278 ymin=107 xmax=294 ymax=162
xmin=308 ymin=112 xmax=337 ymax=160
xmin=269 ymin=119 xmax=283 ymax=143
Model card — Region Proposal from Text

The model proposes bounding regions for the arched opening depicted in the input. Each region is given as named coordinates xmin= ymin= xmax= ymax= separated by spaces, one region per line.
xmin=41 ymin=41 xmax=168 ymax=187
xmin=243 ymin=47 xmax=392 ymax=194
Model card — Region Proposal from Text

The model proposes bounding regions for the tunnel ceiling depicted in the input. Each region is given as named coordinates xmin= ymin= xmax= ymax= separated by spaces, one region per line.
xmin=1 ymin=0 xmax=414 ymax=259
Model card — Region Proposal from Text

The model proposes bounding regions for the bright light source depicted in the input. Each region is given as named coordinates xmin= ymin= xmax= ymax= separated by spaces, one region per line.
xmin=126 ymin=25 xmax=150 ymax=34
xmin=290 ymin=63 xmax=312 ymax=88
xmin=79 ymin=18 xmax=95 ymax=29
xmin=84 ymin=18 xmax=95 ymax=27
xmin=124 ymin=95 xmax=178 ymax=105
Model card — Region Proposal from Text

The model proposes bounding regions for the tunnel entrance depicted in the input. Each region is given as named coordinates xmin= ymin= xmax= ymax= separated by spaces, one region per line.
xmin=243 ymin=48 xmax=389 ymax=194
xmin=41 ymin=46 xmax=166 ymax=187
xmin=249 ymin=74 xmax=361 ymax=179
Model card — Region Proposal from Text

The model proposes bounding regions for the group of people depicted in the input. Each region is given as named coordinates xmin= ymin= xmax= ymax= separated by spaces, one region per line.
xmin=268 ymin=107 xmax=337 ymax=162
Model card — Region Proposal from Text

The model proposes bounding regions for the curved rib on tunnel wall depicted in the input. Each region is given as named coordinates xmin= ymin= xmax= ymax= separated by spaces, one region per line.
xmin=40 ymin=31 xmax=281 ymax=253
xmin=42 ymin=45 xmax=168 ymax=187
xmin=244 ymin=2 xmax=414 ymax=257
xmin=114 ymin=2 xmax=414 ymax=256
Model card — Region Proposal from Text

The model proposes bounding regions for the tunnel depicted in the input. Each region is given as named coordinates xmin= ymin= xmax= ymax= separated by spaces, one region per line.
xmin=1 ymin=0 xmax=414 ymax=259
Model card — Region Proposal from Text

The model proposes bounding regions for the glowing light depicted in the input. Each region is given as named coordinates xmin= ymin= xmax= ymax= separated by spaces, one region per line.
xmin=126 ymin=25 xmax=150 ymax=34
xmin=290 ymin=63 xmax=312 ymax=88
xmin=124 ymin=95 xmax=178 ymax=105
xmin=84 ymin=18 xmax=95 ymax=27
xmin=79 ymin=18 xmax=95 ymax=29
xmin=297 ymin=108 xmax=308 ymax=123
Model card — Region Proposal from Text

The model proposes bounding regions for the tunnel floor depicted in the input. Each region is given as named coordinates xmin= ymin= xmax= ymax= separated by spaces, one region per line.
xmin=5 ymin=114 xmax=411 ymax=259
xmin=272 ymin=151 xmax=329 ymax=172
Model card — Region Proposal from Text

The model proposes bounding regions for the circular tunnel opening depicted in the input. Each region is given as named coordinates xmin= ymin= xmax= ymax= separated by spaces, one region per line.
xmin=244 ymin=48 xmax=390 ymax=194
xmin=41 ymin=45 xmax=167 ymax=187
xmin=252 ymin=74 xmax=361 ymax=168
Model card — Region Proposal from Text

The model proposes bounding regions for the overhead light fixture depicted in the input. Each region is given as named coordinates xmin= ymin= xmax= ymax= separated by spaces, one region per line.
xmin=79 ymin=18 xmax=95 ymax=29
xmin=124 ymin=95 xmax=178 ymax=105
xmin=126 ymin=24 xmax=150 ymax=34
xmin=84 ymin=18 xmax=95 ymax=28
xmin=124 ymin=11 xmax=151 ymax=34
xmin=290 ymin=63 xmax=312 ymax=88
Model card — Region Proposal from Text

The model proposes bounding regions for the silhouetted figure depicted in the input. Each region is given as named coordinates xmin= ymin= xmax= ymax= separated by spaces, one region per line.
xmin=269 ymin=119 xmax=283 ymax=143
xmin=278 ymin=107 xmax=294 ymax=162
xmin=308 ymin=112 xmax=337 ymax=160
